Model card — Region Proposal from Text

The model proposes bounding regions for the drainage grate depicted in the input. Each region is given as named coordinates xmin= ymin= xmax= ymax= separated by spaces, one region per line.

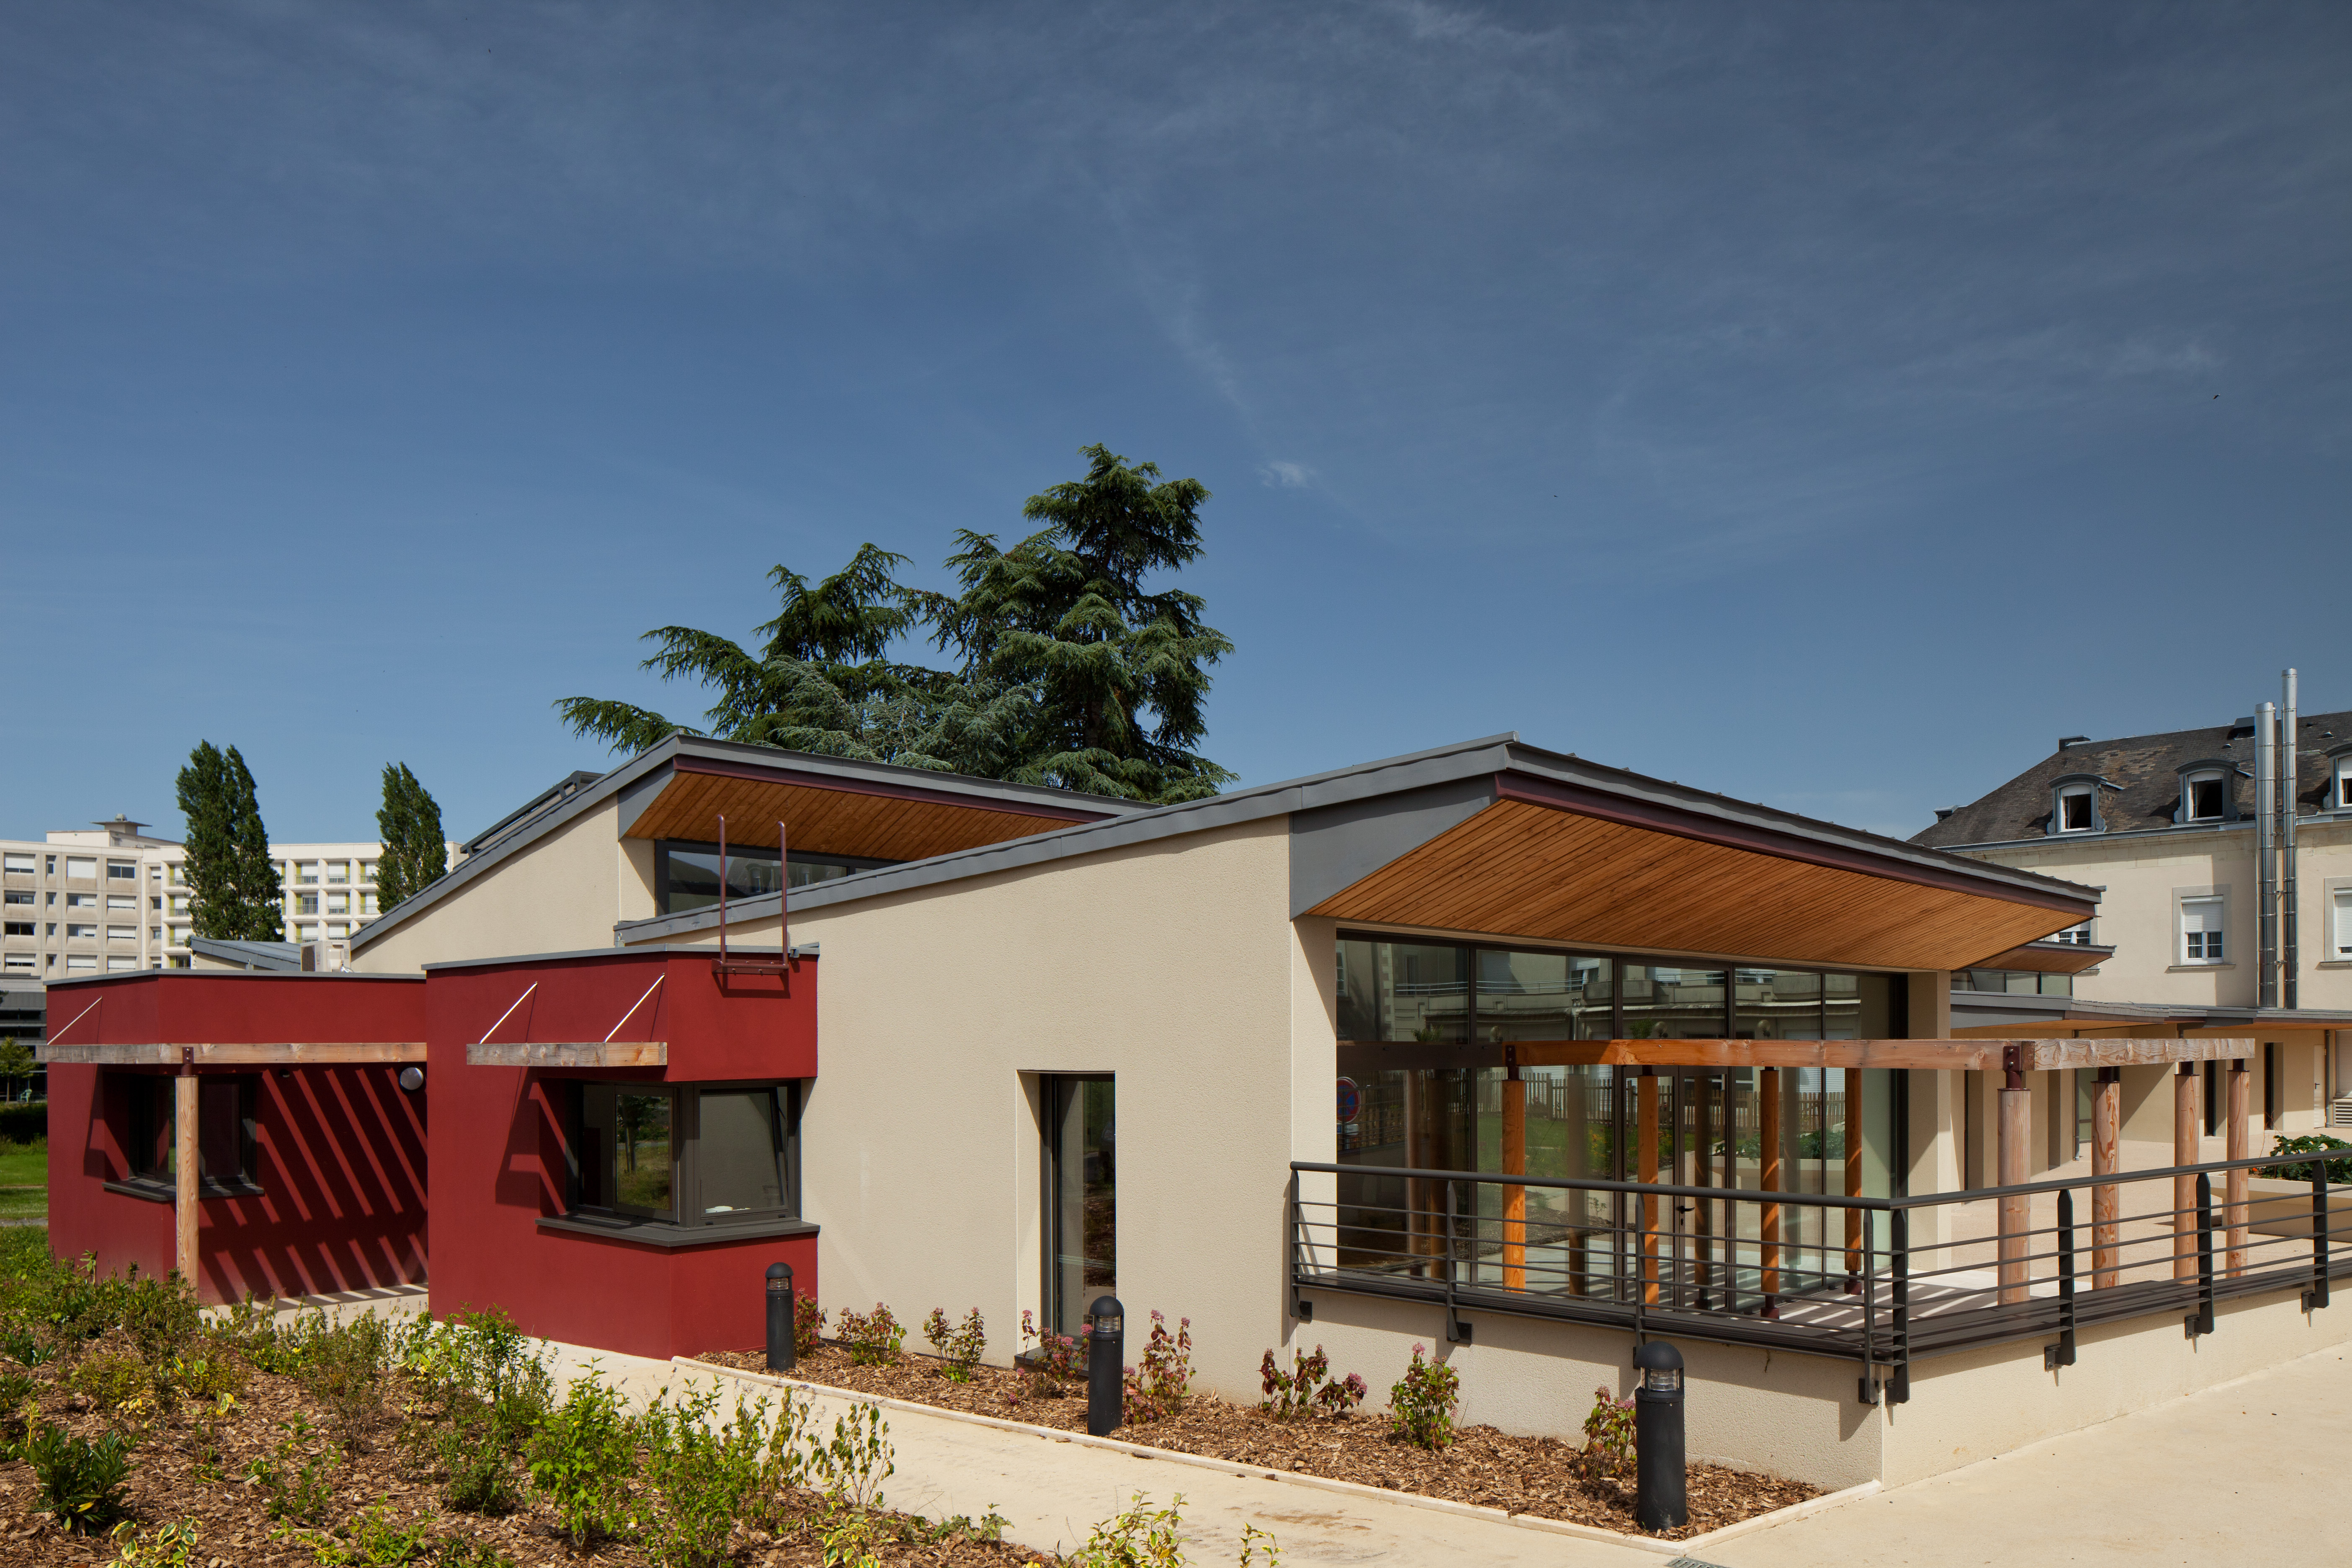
xmin=1666 ymin=1559 xmax=1737 ymax=1568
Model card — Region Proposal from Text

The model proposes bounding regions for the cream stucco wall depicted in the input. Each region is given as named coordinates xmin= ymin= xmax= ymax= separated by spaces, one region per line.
xmin=354 ymin=799 xmax=634 ymax=973
xmin=675 ymin=813 xmax=1309 ymax=1407
xmin=1964 ymin=818 xmax=2352 ymax=1010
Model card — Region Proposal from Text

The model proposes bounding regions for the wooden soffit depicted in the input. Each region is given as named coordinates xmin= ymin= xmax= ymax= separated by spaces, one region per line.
xmin=37 ymin=1042 xmax=424 ymax=1066
xmin=1306 ymin=791 xmax=2093 ymax=973
xmin=622 ymin=758 xmax=1107 ymax=863
xmin=1496 ymin=1037 xmax=2258 ymax=1071
xmin=1962 ymin=939 xmax=2113 ymax=975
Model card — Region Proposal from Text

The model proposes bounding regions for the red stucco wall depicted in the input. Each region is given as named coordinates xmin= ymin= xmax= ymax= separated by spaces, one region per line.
xmin=425 ymin=949 xmax=818 ymax=1357
xmin=44 ymin=972 xmax=430 ymax=1303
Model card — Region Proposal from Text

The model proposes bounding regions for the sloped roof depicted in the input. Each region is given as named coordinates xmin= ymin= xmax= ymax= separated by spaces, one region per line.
xmin=1912 ymin=709 xmax=2352 ymax=849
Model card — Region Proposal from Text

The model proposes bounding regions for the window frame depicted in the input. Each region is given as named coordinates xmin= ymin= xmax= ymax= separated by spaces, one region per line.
xmin=651 ymin=839 xmax=900 ymax=916
xmin=2176 ymin=888 xmax=2229 ymax=967
xmin=109 ymin=1073 xmax=265 ymax=1200
xmin=559 ymin=1078 xmax=802 ymax=1233
xmin=2174 ymin=760 xmax=2243 ymax=825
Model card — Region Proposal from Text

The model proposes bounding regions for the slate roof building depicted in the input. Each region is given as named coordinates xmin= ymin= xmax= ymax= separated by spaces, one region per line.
xmin=1911 ymin=696 xmax=2352 ymax=1133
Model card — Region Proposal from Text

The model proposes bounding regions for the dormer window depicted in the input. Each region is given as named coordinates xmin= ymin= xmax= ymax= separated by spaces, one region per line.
xmin=2328 ymin=744 xmax=2352 ymax=811
xmin=2174 ymin=759 xmax=2244 ymax=825
xmin=2048 ymin=773 xmax=2110 ymax=835
xmin=2186 ymin=774 xmax=2225 ymax=820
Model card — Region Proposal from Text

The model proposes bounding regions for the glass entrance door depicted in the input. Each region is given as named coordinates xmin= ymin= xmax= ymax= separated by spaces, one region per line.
xmin=1044 ymin=1076 xmax=1116 ymax=1338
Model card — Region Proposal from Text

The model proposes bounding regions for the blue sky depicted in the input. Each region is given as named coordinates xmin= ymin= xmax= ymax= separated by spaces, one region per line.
xmin=5 ymin=3 xmax=2347 ymax=846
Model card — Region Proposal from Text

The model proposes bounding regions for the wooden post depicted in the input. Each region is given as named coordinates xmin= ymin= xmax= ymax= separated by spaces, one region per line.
xmin=2227 ymin=1059 xmax=2250 ymax=1277
xmin=2174 ymin=1062 xmax=2200 ymax=1282
xmin=1638 ymin=1068 xmax=1660 ymax=1305
xmin=1694 ymin=1073 xmax=1715 ymax=1304
xmin=1502 ymin=1051 xmax=1527 ymax=1292
xmin=1998 ymin=1046 xmax=2031 ymax=1304
xmin=2092 ymin=1067 xmax=2121 ymax=1288
xmin=1843 ymin=1067 xmax=1865 ymax=1282
xmin=174 ymin=1058 xmax=198 ymax=1287
xmin=1760 ymin=1066 xmax=1782 ymax=1309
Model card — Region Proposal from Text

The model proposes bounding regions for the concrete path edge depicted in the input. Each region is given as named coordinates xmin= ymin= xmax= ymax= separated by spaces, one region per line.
xmin=677 ymin=1356 xmax=1875 ymax=1558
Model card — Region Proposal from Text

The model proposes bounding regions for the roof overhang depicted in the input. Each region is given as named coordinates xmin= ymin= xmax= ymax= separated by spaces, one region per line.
xmin=617 ymin=753 xmax=1118 ymax=860
xmin=1491 ymin=1036 xmax=2259 ymax=1071
xmin=1304 ymin=768 xmax=2097 ymax=972
xmin=1961 ymin=939 xmax=2113 ymax=975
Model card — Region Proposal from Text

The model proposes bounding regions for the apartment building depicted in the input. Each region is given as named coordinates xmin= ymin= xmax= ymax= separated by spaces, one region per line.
xmin=2 ymin=815 xmax=455 ymax=1032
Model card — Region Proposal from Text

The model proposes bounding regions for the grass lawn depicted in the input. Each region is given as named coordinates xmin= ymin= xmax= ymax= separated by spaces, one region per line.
xmin=0 ymin=1136 xmax=46 ymax=1221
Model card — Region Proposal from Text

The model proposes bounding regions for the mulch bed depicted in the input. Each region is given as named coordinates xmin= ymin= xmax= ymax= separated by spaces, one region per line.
xmin=699 ymin=1345 xmax=1816 ymax=1542
xmin=0 ymin=1327 xmax=1050 ymax=1568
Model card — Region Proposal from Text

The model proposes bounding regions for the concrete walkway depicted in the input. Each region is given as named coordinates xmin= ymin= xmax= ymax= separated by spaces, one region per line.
xmin=1723 ymin=1343 xmax=2352 ymax=1568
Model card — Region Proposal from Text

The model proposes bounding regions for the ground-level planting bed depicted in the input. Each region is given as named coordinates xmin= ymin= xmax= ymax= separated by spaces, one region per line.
xmin=698 ymin=1340 xmax=1817 ymax=1541
xmin=0 ymin=1237 xmax=1044 ymax=1568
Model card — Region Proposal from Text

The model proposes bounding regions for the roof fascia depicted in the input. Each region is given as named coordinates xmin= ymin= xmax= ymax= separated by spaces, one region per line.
xmin=423 ymin=941 xmax=813 ymax=972
xmin=616 ymin=735 xmax=1524 ymax=940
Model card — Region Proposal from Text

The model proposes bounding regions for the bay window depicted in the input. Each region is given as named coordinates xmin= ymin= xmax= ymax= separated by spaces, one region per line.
xmin=562 ymin=1080 xmax=800 ymax=1233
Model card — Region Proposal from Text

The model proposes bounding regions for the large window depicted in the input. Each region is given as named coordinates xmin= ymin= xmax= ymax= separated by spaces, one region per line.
xmin=1333 ymin=936 xmax=1903 ymax=1291
xmin=567 ymin=1081 xmax=798 ymax=1228
xmin=123 ymin=1076 xmax=260 ymax=1194
xmin=652 ymin=840 xmax=901 ymax=915
xmin=1042 ymin=1075 xmax=1115 ymax=1340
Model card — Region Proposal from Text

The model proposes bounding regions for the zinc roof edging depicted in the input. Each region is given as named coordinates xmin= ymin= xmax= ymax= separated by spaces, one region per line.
xmin=421 ymin=942 xmax=813 ymax=972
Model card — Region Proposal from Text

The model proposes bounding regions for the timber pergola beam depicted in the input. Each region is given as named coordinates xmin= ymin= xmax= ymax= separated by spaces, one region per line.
xmin=1498 ymin=1037 xmax=2259 ymax=1072
xmin=466 ymin=1042 xmax=668 ymax=1068
xmin=36 ymin=1042 xmax=425 ymax=1066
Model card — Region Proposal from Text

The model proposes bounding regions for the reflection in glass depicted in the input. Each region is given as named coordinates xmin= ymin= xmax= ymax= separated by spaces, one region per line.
xmin=699 ymin=1088 xmax=787 ymax=1215
xmin=1473 ymin=950 xmax=1613 ymax=1040
xmin=1620 ymin=966 xmax=1727 ymax=1038
xmin=580 ymin=1085 xmax=676 ymax=1219
xmin=1047 ymin=1077 xmax=1116 ymax=1338
xmin=1734 ymin=968 xmax=1822 ymax=1039
xmin=660 ymin=844 xmax=880 ymax=914
xmin=1336 ymin=941 xmax=1469 ymax=1042
xmin=1824 ymin=972 xmax=1898 ymax=1038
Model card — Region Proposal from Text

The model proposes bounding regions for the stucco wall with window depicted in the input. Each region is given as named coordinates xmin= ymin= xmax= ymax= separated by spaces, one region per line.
xmin=355 ymin=799 xmax=632 ymax=973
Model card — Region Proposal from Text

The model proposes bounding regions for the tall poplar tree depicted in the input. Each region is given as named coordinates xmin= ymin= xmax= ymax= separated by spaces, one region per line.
xmin=374 ymin=763 xmax=450 ymax=913
xmin=175 ymin=742 xmax=286 ymax=941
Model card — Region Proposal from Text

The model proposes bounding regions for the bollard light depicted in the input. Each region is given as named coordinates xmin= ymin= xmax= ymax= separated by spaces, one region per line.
xmin=765 ymin=1262 xmax=796 ymax=1372
xmin=1086 ymin=1295 xmax=1124 ymax=1437
xmin=1632 ymin=1341 xmax=1687 ymax=1532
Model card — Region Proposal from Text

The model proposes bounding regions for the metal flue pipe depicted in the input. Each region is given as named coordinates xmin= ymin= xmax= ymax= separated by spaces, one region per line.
xmin=2257 ymin=702 xmax=2278 ymax=1010
xmin=2283 ymin=668 xmax=2300 ymax=1010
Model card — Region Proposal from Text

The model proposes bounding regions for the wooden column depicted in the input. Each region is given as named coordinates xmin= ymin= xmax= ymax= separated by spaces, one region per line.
xmin=1997 ymin=1046 xmax=2031 ymax=1305
xmin=1843 ymin=1067 xmax=1865 ymax=1282
xmin=1638 ymin=1068 xmax=1660 ymax=1305
xmin=1694 ymin=1073 xmax=1715 ymax=1305
xmin=174 ymin=1060 xmax=198 ymax=1287
xmin=2174 ymin=1062 xmax=2200 ymax=1281
xmin=1502 ymin=1051 xmax=1527 ymax=1291
xmin=2092 ymin=1066 xmax=2121 ymax=1288
xmin=1759 ymin=1066 xmax=1782 ymax=1309
xmin=2226 ymin=1059 xmax=2250 ymax=1277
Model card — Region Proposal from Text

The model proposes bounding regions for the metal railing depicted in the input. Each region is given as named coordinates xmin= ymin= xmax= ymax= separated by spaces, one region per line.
xmin=1287 ymin=1148 xmax=2352 ymax=1405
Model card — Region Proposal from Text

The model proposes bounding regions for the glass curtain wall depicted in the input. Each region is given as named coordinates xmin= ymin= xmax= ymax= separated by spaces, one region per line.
xmin=1336 ymin=937 xmax=1901 ymax=1304
xmin=1044 ymin=1076 xmax=1116 ymax=1338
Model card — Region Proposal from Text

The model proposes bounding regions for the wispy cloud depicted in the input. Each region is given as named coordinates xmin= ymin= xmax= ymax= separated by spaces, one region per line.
xmin=1259 ymin=460 xmax=1316 ymax=488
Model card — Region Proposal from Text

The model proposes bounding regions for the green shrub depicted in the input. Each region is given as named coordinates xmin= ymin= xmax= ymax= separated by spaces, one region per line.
xmin=427 ymin=1539 xmax=518 ymax=1568
xmin=1121 ymin=1311 xmax=1191 ymax=1426
xmin=297 ymin=1311 xmax=393 ymax=1447
xmin=1581 ymin=1385 xmax=1635 ymax=1478
xmin=0 ymin=1101 xmax=44 ymax=1145
xmin=808 ymin=1402 xmax=894 ymax=1514
xmin=70 ymin=1350 xmax=155 ymax=1418
xmin=23 ymin=1418 xmax=135 ymax=1532
xmin=106 ymin=1519 xmax=201 ymax=1567
xmin=1065 ymin=1492 xmax=1186 ymax=1568
xmin=1015 ymin=1309 xmax=1081 ymax=1400
xmin=640 ymin=1385 xmax=809 ymax=1568
xmin=922 ymin=1308 xmax=985 ymax=1381
xmin=398 ymin=1309 xmax=549 ymax=1516
xmin=524 ymin=1372 xmax=638 ymax=1549
xmin=836 ymin=1304 xmax=904 ymax=1367
xmin=794 ymin=1293 xmax=826 ymax=1359
xmin=2259 ymin=1134 xmax=2352 ymax=1184
xmin=299 ymin=1500 xmax=435 ymax=1566
xmin=1385 ymin=1343 xmax=1459 ymax=1452
xmin=249 ymin=1414 xmax=339 ymax=1525
xmin=1258 ymin=1344 xmax=1368 ymax=1418
xmin=0 ymin=1323 xmax=55 ymax=1365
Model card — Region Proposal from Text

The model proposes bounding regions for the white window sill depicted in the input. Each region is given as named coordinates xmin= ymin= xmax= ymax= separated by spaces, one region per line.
xmin=2315 ymin=960 xmax=2352 ymax=970
xmin=2167 ymin=962 xmax=2235 ymax=972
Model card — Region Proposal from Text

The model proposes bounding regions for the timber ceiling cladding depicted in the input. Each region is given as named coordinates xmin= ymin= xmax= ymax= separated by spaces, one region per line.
xmin=1308 ymin=797 xmax=2092 ymax=973
xmin=623 ymin=764 xmax=1104 ymax=864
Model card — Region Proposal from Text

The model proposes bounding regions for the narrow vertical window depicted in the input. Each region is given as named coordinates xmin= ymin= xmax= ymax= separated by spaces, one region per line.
xmin=1042 ymin=1075 xmax=1115 ymax=1340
